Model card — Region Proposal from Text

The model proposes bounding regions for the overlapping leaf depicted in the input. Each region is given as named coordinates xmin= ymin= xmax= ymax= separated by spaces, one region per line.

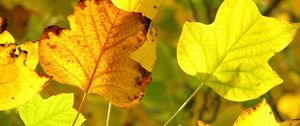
xmin=39 ymin=0 xmax=153 ymax=108
xmin=177 ymin=0 xmax=299 ymax=101
xmin=19 ymin=94 xmax=85 ymax=126
xmin=111 ymin=0 xmax=161 ymax=20
xmin=0 ymin=18 xmax=48 ymax=110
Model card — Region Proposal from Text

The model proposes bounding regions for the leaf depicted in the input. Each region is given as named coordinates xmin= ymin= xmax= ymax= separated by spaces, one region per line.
xmin=198 ymin=120 xmax=211 ymax=126
xmin=0 ymin=18 xmax=48 ymax=110
xmin=19 ymin=93 xmax=85 ymax=126
xmin=130 ymin=27 xmax=157 ymax=71
xmin=0 ymin=18 xmax=15 ymax=44
xmin=0 ymin=44 xmax=48 ymax=110
xmin=19 ymin=42 xmax=39 ymax=70
xmin=111 ymin=0 xmax=161 ymax=20
xmin=39 ymin=0 xmax=152 ymax=108
xmin=233 ymin=99 xmax=300 ymax=126
xmin=177 ymin=0 xmax=299 ymax=101
xmin=278 ymin=91 xmax=300 ymax=119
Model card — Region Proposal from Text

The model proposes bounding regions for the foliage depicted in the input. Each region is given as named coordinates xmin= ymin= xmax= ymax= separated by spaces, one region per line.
xmin=0 ymin=0 xmax=300 ymax=126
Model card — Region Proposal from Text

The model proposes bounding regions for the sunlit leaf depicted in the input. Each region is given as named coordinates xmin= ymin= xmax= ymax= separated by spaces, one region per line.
xmin=111 ymin=0 xmax=161 ymax=20
xmin=0 ymin=44 xmax=48 ymax=110
xmin=39 ymin=0 xmax=153 ymax=108
xmin=198 ymin=120 xmax=211 ymax=126
xmin=233 ymin=99 xmax=300 ymax=126
xmin=177 ymin=0 xmax=298 ymax=101
xmin=278 ymin=91 xmax=300 ymax=119
xmin=0 ymin=18 xmax=48 ymax=110
xmin=130 ymin=27 xmax=157 ymax=71
xmin=19 ymin=94 xmax=85 ymax=126
xmin=19 ymin=42 xmax=39 ymax=70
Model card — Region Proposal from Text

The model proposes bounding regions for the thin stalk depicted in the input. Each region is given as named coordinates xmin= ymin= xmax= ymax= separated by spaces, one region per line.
xmin=264 ymin=91 xmax=284 ymax=122
xmin=72 ymin=93 xmax=87 ymax=126
xmin=106 ymin=102 xmax=112 ymax=126
xmin=163 ymin=83 xmax=204 ymax=126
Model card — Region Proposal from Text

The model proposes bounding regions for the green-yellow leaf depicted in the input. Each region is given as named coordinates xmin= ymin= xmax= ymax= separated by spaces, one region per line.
xmin=19 ymin=94 xmax=85 ymax=126
xmin=177 ymin=0 xmax=299 ymax=101
xmin=111 ymin=0 xmax=161 ymax=20
xmin=233 ymin=99 xmax=300 ymax=126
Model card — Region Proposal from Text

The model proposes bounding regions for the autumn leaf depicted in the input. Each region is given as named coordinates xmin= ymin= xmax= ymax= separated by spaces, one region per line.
xmin=177 ymin=0 xmax=299 ymax=101
xmin=39 ymin=0 xmax=152 ymax=108
xmin=19 ymin=94 xmax=85 ymax=126
xmin=130 ymin=27 xmax=157 ymax=71
xmin=111 ymin=0 xmax=161 ymax=20
xmin=233 ymin=99 xmax=300 ymax=126
xmin=0 ymin=18 xmax=48 ymax=111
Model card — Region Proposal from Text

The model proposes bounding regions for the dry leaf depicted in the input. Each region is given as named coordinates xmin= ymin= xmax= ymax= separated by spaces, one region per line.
xmin=39 ymin=0 xmax=152 ymax=108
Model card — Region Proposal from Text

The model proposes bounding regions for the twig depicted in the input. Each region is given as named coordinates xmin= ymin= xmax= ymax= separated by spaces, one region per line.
xmin=263 ymin=0 xmax=282 ymax=16
xmin=164 ymin=83 xmax=205 ymax=126
xmin=188 ymin=0 xmax=200 ymax=21
xmin=72 ymin=93 xmax=87 ymax=126
xmin=264 ymin=91 xmax=284 ymax=122
xmin=106 ymin=102 xmax=112 ymax=126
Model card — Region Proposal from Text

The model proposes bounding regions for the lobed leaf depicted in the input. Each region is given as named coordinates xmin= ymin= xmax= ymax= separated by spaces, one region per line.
xmin=19 ymin=94 xmax=85 ymax=126
xmin=39 ymin=0 xmax=153 ymax=108
xmin=177 ymin=0 xmax=299 ymax=101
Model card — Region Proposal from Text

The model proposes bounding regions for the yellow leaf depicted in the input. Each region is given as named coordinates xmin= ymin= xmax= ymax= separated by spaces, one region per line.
xmin=0 ymin=44 xmax=48 ymax=110
xmin=39 ymin=0 xmax=152 ymax=108
xmin=233 ymin=99 xmax=300 ymax=126
xmin=278 ymin=91 xmax=300 ymax=119
xmin=19 ymin=42 xmax=39 ymax=70
xmin=0 ymin=18 xmax=15 ymax=44
xmin=177 ymin=0 xmax=299 ymax=101
xmin=111 ymin=0 xmax=161 ymax=20
xmin=130 ymin=27 xmax=157 ymax=71
xmin=198 ymin=120 xmax=212 ymax=126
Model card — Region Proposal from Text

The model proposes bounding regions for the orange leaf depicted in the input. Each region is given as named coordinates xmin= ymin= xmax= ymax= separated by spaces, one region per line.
xmin=38 ymin=0 xmax=151 ymax=108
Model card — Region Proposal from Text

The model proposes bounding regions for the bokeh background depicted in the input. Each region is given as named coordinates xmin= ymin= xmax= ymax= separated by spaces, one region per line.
xmin=0 ymin=0 xmax=300 ymax=125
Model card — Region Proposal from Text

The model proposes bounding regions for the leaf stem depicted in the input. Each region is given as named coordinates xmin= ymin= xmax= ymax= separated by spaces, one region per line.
xmin=264 ymin=91 xmax=284 ymax=122
xmin=163 ymin=82 xmax=204 ymax=126
xmin=72 ymin=93 xmax=87 ymax=126
xmin=106 ymin=102 xmax=112 ymax=126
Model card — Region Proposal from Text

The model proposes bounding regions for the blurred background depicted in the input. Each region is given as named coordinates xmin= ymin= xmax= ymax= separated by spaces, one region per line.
xmin=0 ymin=0 xmax=300 ymax=125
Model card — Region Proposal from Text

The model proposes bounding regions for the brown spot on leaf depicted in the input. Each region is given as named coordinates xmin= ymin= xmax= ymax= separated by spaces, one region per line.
xmin=269 ymin=111 xmax=272 ymax=115
xmin=9 ymin=48 xmax=18 ymax=57
xmin=153 ymin=5 xmax=157 ymax=9
xmin=42 ymin=25 xmax=63 ymax=39
xmin=134 ymin=95 xmax=138 ymax=100
xmin=78 ymin=0 xmax=87 ymax=9
xmin=138 ymin=65 xmax=152 ymax=92
xmin=127 ymin=96 xmax=133 ymax=101
xmin=11 ymin=97 xmax=15 ymax=99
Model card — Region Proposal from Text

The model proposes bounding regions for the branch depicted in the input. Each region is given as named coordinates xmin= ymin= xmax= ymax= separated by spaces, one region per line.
xmin=263 ymin=0 xmax=282 ymax=16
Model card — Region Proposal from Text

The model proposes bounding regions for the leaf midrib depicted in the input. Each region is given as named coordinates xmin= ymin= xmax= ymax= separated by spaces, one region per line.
xmin=84 ymin=1 xmax=121 ymax=93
